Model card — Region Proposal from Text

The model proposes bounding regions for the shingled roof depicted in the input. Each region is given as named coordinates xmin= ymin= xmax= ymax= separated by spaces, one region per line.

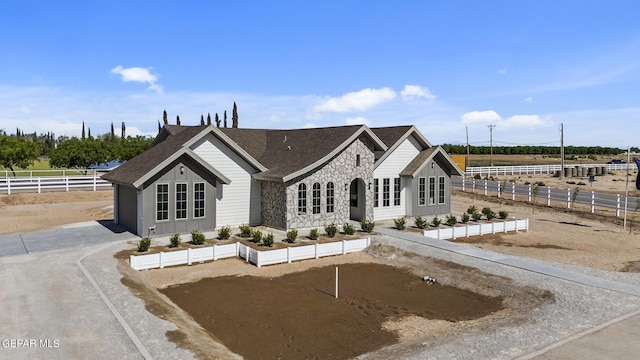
xmin=399 ymin=146 xmax=464 ymax=177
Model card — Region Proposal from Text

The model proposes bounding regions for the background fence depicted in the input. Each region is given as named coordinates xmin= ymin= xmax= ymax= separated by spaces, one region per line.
xmin=130 ymin=237 xmax=371 ymax=270
xmin=464 ymin=163 xmax=635 ymax=177
xmin=0 ymin=170 xmax=110 ymax=194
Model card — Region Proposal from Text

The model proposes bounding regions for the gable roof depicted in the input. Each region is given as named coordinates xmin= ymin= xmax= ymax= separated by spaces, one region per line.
xmin=220 ymin=125 xmax=387 ymax=181
xmin=399 ymin=146 xmax=464 ymax=178
xmin=370 ymin=125 xmax=432 ymax=168
xmin=102 ymin=125 xmax=231 ymax=188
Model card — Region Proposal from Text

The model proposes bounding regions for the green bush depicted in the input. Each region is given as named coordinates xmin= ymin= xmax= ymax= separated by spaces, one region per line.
xmin=466 ymin=205 xmax=477 ymax=215
xmin=137 ymin=237 xmax=151 ymax=252
xmin=239 ymin=224 xmax=252 ymax=238
xmin=191 ymin=230 xmax=205 ymax=245
xmin=461 ymin=213 xmax=470 ymax=223
xmin=414 ymin=216 xmax=428 ymax=229
xmin=217 ymin=226 xmax=231 ymax=240
xmin=431 ymin=216 xmax=441 ymax=227
xmin=169 ymin=233 xmax=181 ymax=248
xmin=251 ymin=229 xmax=263 ymax=243
xmin=482 ymin=207 xmax=496 ymax=220
xmin=309 ymin=228 xmax=319 ymax=240
xmin=577 ymin=181 xmax=586 ymax=186
xmin=262 ymin=233 xmax=274 ymax=247
xmin=324 ymin=224 xmax=338 ymax=238
xmin=394 ymin=217 xmax=406 ymax=230
xmin=360 ymin=220 xmax=375 ymax=233
xmin=285 ymin=229 xmax=298 ymax=243
xmin=472 ymin=212 xmax=482 ymax=221
xmin=343 ymin=223 xmax=355 ymax=235
xmin=498 ymin=210 xmax=509 ymax=220
xmin=445 ymin=214 xmax=458 ymax=226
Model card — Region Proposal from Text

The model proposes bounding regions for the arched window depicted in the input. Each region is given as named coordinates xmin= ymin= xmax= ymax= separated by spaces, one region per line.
xmin=326 ymin=182 xmax=335 ymax=213
xmin=298 ymin=183 xmax=307 ymax=215
xmin=312 ymin=183 xmax=321 ymax=214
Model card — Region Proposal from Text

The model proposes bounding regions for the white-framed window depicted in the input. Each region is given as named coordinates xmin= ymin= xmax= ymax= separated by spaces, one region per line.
xmin=393 ymin=178 xmax=401 ymax=206
xmin=373 ymin=179 xmax=379 ymax=208
xmin=438 ymin=176 xmax=446 ymax=204
xmin=194 ymin=182 xmax=205 ymax=218
xmin=156 ymin=183 xmax=169 ymax=221
xmin=428 ymin=177 xmax=435 ymax=205
xmin=418 ymin=177 xmax=426 ymax=206
xmin=298 ymin=183 xmax=307 ymax=215
xmin=176 ymin=183 xmax=187 ymax=220
xmin=383 ymin=178 xmax=390 ymax=207
xmin=312 ymin=182 xmax=321 ymax=214
xmin=326 ymin=182 xmax=334 ymax=213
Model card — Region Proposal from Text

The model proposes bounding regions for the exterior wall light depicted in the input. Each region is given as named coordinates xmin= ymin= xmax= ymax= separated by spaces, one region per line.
xmin=180 ymin=166 xmax=185 ymax=174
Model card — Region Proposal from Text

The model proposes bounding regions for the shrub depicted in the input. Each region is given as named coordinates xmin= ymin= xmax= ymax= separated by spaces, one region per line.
xmin=217 ymin=226 xmax=231 ymax=240
xmin=472 ymin=212 xmax=482 ymax=221
xmin=566 ymin=180 xmax=576 ymax=185
xmin=169 ymin=233 xmax=181 ymax=248
xmin=431 ymin=216 xmax=441 ymax=227
xmin=445 ymin=214 xmax=458 ymax=226
xmin=461 ymin=213 xmax=470 ymax=223
xmin=393 ymin=217 xmax=406 ymax=230
xmin=191 ymin=230 xmax=205 ymax=245
xmin=285 ymin=229 xmax=298 ymax=243
xmin=324 ymin=224 xmax=338 ymax=238
xmin=414 ymin=216 xmax=428 ymax=229
xmin=466 ymin=205 xmax=477 ymax=215
xmin=473 ymin=174 xmax=481 ymax=180
xmin=498 ymin=210 xmax=509 ymax=220
xmin=577 ymin=181 xmax=586 ymax=186
xmin=343 ymin=223 xmax=355 ymax=235
xmin=308 ymin=228 xmax=319 ymax=240
xmin=251 ymin=229 xmax=263 ymax=243
xmin=239 ymin=224 xmax=252 ymax=238
xmin=360 ymin=220 xmax=375 ymax=233
xmin=262 ymin=233 xmax=274 ymax=247
xmin=482 ymin=207 xmax=496 ymax=220
xmin=137 ymin=237 xmax=151 ymax=252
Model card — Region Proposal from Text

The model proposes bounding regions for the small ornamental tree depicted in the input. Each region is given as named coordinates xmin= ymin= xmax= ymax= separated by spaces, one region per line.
xmin=445 ymin=214 xmax=458 ymax=226
xmin=394 ymin=217 xmax=406 ymax=230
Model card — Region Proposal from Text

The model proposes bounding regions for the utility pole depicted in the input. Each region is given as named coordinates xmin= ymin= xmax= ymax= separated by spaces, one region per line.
xmin=488 ymin=125 xmax=496 ymax=166
xmin=466 ymin=126 xmax=470 ymax=173
xmin=560 ymin=123 xmax=564 ymax=179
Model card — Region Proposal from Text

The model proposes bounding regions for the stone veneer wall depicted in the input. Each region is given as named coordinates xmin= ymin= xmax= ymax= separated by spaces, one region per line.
xmin=261 ymin=181 xmax=287 ymax=229
xmin=285 ymin=136 xmax=375 ymax=229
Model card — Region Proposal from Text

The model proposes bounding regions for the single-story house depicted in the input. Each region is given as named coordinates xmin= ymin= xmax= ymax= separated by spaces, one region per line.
xmin=102 ymin=124 xmax=463 ymax=236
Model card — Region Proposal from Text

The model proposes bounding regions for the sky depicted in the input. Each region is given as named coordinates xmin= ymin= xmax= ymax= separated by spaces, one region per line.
xmin=1 ymin=1 xmax=639 ymax=148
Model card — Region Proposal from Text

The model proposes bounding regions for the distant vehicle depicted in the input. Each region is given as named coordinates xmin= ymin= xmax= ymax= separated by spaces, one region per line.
xmin=607 ymin=159 xmax=623 ymax=164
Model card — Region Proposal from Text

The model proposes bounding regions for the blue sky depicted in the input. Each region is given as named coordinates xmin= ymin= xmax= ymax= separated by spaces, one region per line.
xmin=1 ymin=1 xmax=639 ymax=148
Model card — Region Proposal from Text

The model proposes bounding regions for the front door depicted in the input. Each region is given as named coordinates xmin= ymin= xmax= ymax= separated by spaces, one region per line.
xmin=349 ymin=179 xmax=365 ymax=221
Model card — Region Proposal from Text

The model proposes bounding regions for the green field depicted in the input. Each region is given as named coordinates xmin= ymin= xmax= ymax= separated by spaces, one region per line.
xmin=0 ymin=159 xmax=87 ymax=177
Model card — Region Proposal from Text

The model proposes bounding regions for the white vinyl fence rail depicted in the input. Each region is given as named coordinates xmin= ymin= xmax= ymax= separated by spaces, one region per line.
xmin=130 ymin=237 xmax=371 ymax=270
xmin=0 ymin=172 xmax=110 ymax=194
xmin=465 ymin=163 xmax=634 ymax=177
xmin=422 ymin=219 xmax=529 ymax=240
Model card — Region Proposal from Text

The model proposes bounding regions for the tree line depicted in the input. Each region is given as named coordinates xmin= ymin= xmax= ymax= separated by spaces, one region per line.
xmin=440 ymin=144 xmax=636 ymax=156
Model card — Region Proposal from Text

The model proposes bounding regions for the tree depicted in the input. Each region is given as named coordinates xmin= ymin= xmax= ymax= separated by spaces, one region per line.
xmin=121 ymin=122 xmax=126 ymax=141
xmin=110 ymin=122 xmax=115 ymax=142
xmin=223 ymin=111 xmax=227 ymax=128
xmin=114 ymin=136 xmax=154 ymax=161
xmin=215 ymin=113 xmax=220 ymax=127
xmin=163 ymin=109 xmax=168 ymax=125
xmin=0 ymin=135 xmax=39 ymax=176
xmin=81 ymin=122 xmax=86 ymax=140
xmin=200 ymin=114 xmax=205 ymax=126
xmin=49 ymin=138 xmax=111 ymax=171
xmin=158 ymin=120 xmax=161 ymax=133
xmin=87 ymin=128 xmax=92 ymax=139
xmin=206 ymin=113 xmax=211 ymax=125
xmin=232 ymin=102 xmax=238 ymax=128
xmin=176 ymin=115 xmax=181 ymax=126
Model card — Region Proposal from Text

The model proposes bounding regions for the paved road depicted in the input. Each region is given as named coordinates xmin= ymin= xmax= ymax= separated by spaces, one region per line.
xmin=0 ymin=221 xmax=134 ymax=257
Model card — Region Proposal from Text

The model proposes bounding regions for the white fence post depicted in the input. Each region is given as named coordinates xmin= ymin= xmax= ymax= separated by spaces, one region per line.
xmin=497 ymin=182 xmax=501 ymax=198
xmin=547 ymin=187 xmax=551 ymax=207
xmin=287 ymin=247 xmax=291 ymax=263
xmin=567 ymin=189 xmax=571 ymax=208
xmin=93 ymin=172 xmax=97 ymax=191
xmin=591 ymin=191 xmax=595 ymax=213
xmin=472 ymin=178 xmax=476 ymax=193
xmin=484 ymin=180 xmax=488 ymax=196
xmin=159 ymin=252 xmax=164 ymax=269
xmin=512 ymin=183 xmax=515 ymax=200
xmin=65 ymin=176 xmax=69 ymax=192
xmin=315 ymin=243 xmax=319 ymax=259
xmin=38 ymin=178 xmax=41 ymax=193
xmin=462 ymin=177 xmax=465 ymax=191
xmin=130 ymin=255 xmax=135 ymax=269
xmin=187 ymin=248 xmax=192 ymax=265
xmin=342 ymin=240 xmax=346 ymax=255
xmin=7 ymin=178 xmax=10 ymax=195
xmin=528 ymin=184 xmax=532 ymax=202
xmin=213 ymin=244 xmax=217 ymax=261
xmin=616 ymin=194 xmax=621 ymax=217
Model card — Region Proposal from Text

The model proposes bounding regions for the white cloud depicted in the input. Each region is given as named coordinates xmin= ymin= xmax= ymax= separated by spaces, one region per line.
xmin=302 ymin=122 xmax=318 ymax=128
xmin=110 ymin=65 xmax=163 ymax=93
xmin=313 ymin=87 xmax=396 ymax=112
xmin=498 ymin=68 xmax=508 ymax=75
xmin=400 ymin=85 xmax=436 ymax=102
xmin=524 ymin=97 xmax=533 ymax=103
xmin=460 ymin=110 xmax=502 ymax=124
xmin=345 ymin=116 xmax=369 ymax=125
xmin=502 ymin=115 xmax=549 ymax=129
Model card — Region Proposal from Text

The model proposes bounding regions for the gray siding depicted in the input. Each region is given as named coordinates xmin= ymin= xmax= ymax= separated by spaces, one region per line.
xmin=409 ymin=159 xmax=452 ymax=217
xmin=117 ymin=184 xmax=138 ymax=233
xmin=140 ymin=156 xmax=218 ymax=236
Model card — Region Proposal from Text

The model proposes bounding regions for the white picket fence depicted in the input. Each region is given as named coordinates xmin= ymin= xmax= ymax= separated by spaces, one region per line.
xmin=422 ymin=219 xmax=528 ymax=240
xmin=130 ymin=237 xmax=371 ymax=270
xmin=0 ymin=174 xmax=111 ymax=194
